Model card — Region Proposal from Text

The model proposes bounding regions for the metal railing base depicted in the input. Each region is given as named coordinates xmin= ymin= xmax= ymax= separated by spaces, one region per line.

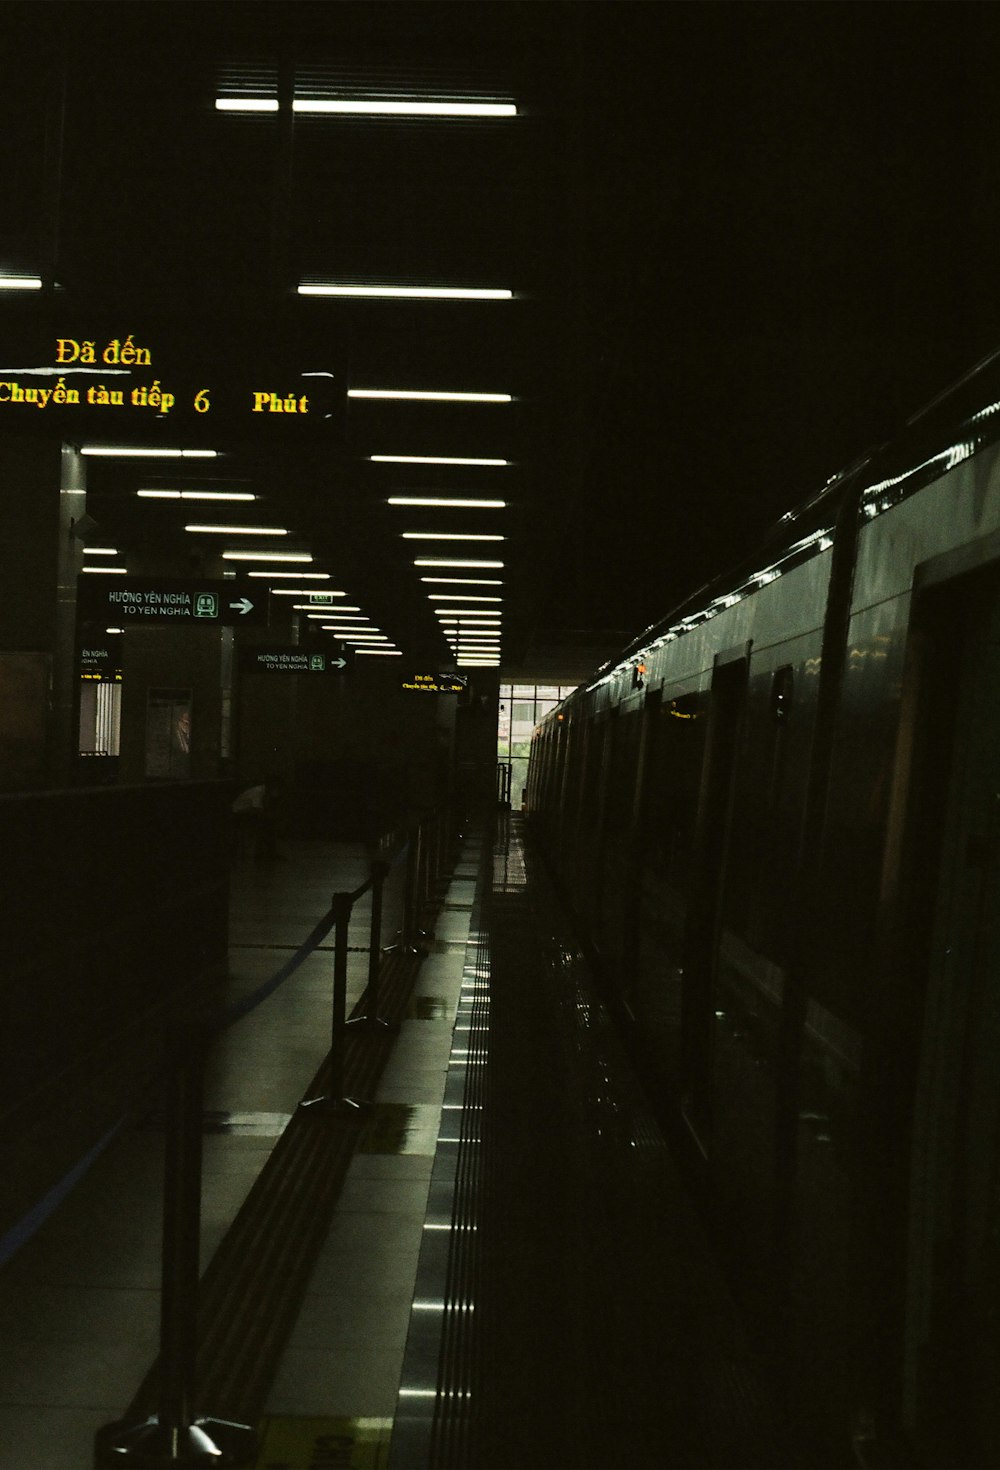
xmin=346 ymin=1014 xmax=399 ymax=1033
xmin=94 ymin=1413 xmax=255 ymax=1468
xmin=297 ymin=1094 xmax=370 ymax=1116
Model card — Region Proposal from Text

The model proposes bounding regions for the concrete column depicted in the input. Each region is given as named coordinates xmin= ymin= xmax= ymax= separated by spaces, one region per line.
xmin=118 ymin=625 xmax=230 ymax=785
xmin=0 ymin=438 xmax=85 ymax=790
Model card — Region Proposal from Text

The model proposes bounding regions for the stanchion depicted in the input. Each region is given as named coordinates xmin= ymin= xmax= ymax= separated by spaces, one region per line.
xmin=347 ymin=859 xmax=397 ymax=1031
xmin=428 ymin=814 xmax=441 ymax=897
xmin=390 ymin=824 xmax=429 ymax=956
xmin=299 ymin=892 xmax=369 ymax=1115
xmin=94 ymin=1028 xmax=255 ymax=1468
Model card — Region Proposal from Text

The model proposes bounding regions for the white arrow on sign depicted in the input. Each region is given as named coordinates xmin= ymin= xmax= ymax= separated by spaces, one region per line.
xmin=229 ymin=597 xmax=254 ymax=616
xmin=330 ymin=657 xmax=347 ymax=669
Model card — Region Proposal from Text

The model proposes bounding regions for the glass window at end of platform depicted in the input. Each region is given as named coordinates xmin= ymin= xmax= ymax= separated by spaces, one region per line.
xmin=497 ymin=683 xmax=576 ymax=808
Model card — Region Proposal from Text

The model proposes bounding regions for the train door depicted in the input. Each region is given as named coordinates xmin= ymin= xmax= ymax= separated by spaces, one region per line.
xmin=898 ymin=569 xmax=1000 ymax=1466
xmin=681 ymin=654 xmax=747 ymax=1155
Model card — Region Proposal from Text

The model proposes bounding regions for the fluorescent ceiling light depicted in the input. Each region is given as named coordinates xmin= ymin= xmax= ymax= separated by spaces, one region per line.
xmin=339 ymin=634 xmax=391 ymax=642
xmin=217 ymin=98 xmax=515 ymax=119
xmin=300 ymin=285 xmax=511 ymax=301
xmin=106 ymin=627 xmax=123 ymax=634
xmin=294 ymin=606 xmax=367 ymax=616
xmin=81 ymin=447 xmax=218 ymax=458
xmin=222 ymin=551 xmax=312 ymax=562
xmin=81 ymin=566 xmax=127 ymax=575
xmin=458 ymin=658 xmax=500 ymax=665
xmin=247 ymin=570 xmax=330 ymax=580
xmin=293 ymin=98 xmax=516 ymax=117
xmin=429 ymin=593 xmax=502 ymax=602
xmin=82 ymin=547 xmax=118 ymax=556
xmin=185 ymin=524 xmax=287 ymax=535
xmin=138 ymin=489 xmax=256 ymax=501
xmin=355 ymin=648 xmax=403 ymax=656
xmin=0 ymin=274 xmax=42 ymax=290
xmin=269 ymin=587 xmax=345 ymax=597
xmin=421 ymin=576 xmax=503 ymax=586
xmin=403 ymin=532 xmax=504 ymax=542
xmin=414 ymin=558 xmax=503 ymax=568
xmin=215 ymin=97 xmax=279 ymax=112
xmin=351 ymin=389 xmax=511 ymax=403
xmin=389 ymin=497 xmax=506 ymax=509
xmin=371 ymin=454 xmax=508 ymax=466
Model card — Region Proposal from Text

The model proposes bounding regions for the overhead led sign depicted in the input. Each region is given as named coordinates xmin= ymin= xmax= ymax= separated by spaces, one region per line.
xmin=0 ymin=325 xmax=342 ymax=440
xmin=401 ymin=672 xmax=468 ymax=694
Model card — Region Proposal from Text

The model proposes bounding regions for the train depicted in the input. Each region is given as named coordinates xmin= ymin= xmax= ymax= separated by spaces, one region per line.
xmin=526 ymin=348 xmax=1000 ymax=1469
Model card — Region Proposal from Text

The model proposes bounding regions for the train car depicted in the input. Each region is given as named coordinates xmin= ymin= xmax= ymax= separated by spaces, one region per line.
xmin=527 ymin=349 xmax=1000 ymax=1469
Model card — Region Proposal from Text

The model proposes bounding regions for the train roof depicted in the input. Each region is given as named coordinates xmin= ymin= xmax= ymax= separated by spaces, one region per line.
xmin=573 ymin=341 xmax=1000 ymax=699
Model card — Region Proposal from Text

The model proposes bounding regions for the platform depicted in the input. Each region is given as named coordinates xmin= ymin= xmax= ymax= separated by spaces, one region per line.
xmin=0 ymin=817 xmax=795 ymax=1469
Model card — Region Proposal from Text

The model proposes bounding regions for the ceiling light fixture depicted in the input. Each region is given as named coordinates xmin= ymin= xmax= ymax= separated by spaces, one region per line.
xmin=402 ymin=532 xmax=504 ymax=542
xmin=428 ymin=593 xmax=502 ymax=602
xmin=388 ymin=497 xmax=506 ymax=509
xmin=300 ymin=285 xmax=511 ymax=301
xmin=80 ymin=566 xmax=128 ymax=575
xmin=215 ymin=97 xmax=279 ymax=112
xmin=0 ymin=274 xmax=42 ymax=290
xmin=217 ymin=98 xmax=516 ymax=119
xmin=82 ymin=547 xmax=118 ymax=556
xmin=247 ymin=570 xmax=330 ymax=580
xmin=268 ymin=587 xmax=345 ymax=597
xmin=185 ymin=524 xmax=288 ymax=535
xmin=137 ymin=489 xmax=256 ymax=501
xmin=293 ymin=99 xmax=516 ymax=118
xmin=81 ymin=447 xmax=218 ymax=458
xmin=222 ymin=551 xmax=313 ymax=562
xmin=351 ymin=389 xmax=511 ymax=403
xmin=295 ymin=606 xmax=367 ymax=616
xmin=371 ymin=454 xmax=508 ymax=466
xmin=420 ymin=576 xmax=503 ymax=586
xmin=414 ymin=558 xmax=504 ymax=568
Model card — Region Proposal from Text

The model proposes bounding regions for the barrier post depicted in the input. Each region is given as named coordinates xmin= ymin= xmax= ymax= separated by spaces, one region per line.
xmin=426 ymin=817 xmax=438 ymax=893
xmin=399 ymin=823 xmax=430 ymax=955
xmin=348 ymin=860 xmax=396 ymax=1031
xmin=402 ymin=826 xmax=419 ymax=946
xmin=94 ymin=1027 xmax=254 ymax=1467
xmin=299 ymin=892 xmax=367 ymax=1115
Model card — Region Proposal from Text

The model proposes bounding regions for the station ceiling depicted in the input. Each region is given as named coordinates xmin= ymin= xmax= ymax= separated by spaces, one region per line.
xmin=6 ymin=2 xmax=1000 ymax=678
xmin=2 ymin=2 xmax=588 ymax=672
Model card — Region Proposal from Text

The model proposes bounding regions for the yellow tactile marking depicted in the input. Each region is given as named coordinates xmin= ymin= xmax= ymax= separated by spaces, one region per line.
xmin=254 ymin=1415 xmax=392 ymax=1469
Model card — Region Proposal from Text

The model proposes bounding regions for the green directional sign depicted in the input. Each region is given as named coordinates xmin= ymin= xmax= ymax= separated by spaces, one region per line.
xmin=240 ymin=645 xmax=350 ymax=674
xmin=79 ymin=577 xmax=268 ymax=626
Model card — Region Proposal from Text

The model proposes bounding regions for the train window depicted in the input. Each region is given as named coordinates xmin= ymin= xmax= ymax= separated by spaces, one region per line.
xmin=770 ymin=666 xmax=794 ymax=721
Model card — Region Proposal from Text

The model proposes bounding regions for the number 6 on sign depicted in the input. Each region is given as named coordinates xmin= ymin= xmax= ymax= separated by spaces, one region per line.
xmin=193 ymin=388 xmax=210 ymax=414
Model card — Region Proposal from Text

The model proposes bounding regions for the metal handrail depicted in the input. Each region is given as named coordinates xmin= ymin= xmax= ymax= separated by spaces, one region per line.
xmin=94 ymin=804 xmax=452 ymax=1467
